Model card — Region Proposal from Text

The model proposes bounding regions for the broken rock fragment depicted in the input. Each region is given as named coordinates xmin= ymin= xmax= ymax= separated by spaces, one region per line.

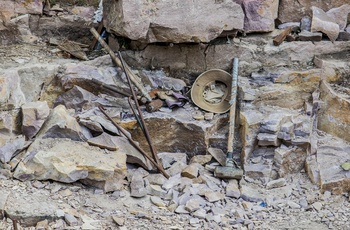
xmin=13 ymin=138 xmax=127 ymax=184
xmin=311 ymin=6 xmax=339 ymax=42
xmin=21 ymin=101 xmax=50 ymax=139
xmin=326 ymin=4 xmax=350 ymax=31
xmin=36 ymin=105 xmax=91 ymax=141
xmin=0 ymin=135 xmax=26 ymax=164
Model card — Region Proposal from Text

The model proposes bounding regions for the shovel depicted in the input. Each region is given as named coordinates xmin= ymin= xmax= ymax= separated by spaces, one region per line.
xmin=212 ymin=58 xmax=243 ymax=180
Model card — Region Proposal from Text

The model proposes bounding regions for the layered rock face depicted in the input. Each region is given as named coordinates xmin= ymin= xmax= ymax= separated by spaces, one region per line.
xmin=104 ymin=0 xmax=245 ymax=43
xmin=278 ymin=0 xmax=350 ymax=23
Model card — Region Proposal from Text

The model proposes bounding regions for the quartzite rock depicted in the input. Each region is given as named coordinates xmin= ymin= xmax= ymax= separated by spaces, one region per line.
xmin=104 ymin=0 xmax=244 ymax=43
xmin=21 ymin=101 xmax=50 ymax=139
xmin=13 ymin=138 xmax=127 ymax=184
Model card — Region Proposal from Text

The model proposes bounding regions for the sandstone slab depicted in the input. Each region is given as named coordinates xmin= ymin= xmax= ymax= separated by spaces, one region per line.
xmin=13 ymin=138 xmax=127 ymax=184
xmin=104 ymin=0 xmax=244 ymax=43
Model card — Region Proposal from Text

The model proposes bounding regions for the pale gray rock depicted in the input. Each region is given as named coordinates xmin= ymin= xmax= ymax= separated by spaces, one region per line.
xmin=192 ymin=208 xmax=207 ymax=219
xmin=240 ymin=182 xmax=264 ymax=202
xmin=244 ymin=162 xmax=273 ymax=179
xmin=298 ymin=31 xmax=323 ymax=42
xmin=326 ymin=4 xmax=350 ymax=31
xmin=130 ymin=174 xmax=148 ymax=198
xmin=145 ymin=173 xmax=167 ymax=186
xmin=226 ymin=179 xmax=241 ymax=198
xmin=104 ymin=0 xmax=244 ymax=43
xmin=312 ymin=201 xmax=323 ymax=212
xmin=13 ymin=138 xmax=127 ymax=184
xmin=174 ymin=205 xmax=189 ymax=214
xmin=21 ymin=101 xmax=50 ymax=139
xmin=287 ymin=200 xmax=301 ymax=209
xmin=257 ymin=133 xmax=280 ymax=146
xmin=162 ymin=174 xmax=181 ymax=191
xmin=64 ymin=213 xmax=78 ymax=226
xmin=0 ymin=190 xmax=10 ymax=219
xmin=150 ymin=196 xmax=166 ymax=208
xmin=204 ymin=191 xmax=225 ymax=203
xmin=0 ymin=135 xmax=26 ymax=163
xmin=185 ymin=198 xmax=201 ymax=212
xmin=311 ymin=6 xmax=339 ymax=42
xmin=266 ymin=178 xmax=286 ymax=189
xmin=5 ymin=191 xmax=58 ymax=227
xmin=166 ymin=161 xmax=187 ymax=177
xmin=149 ymin=184 xmax=167 ymax=198
xmin=0 ymin=70 xmax=25 ymax=110
xmin=158 ymin=152 xmax=188 ymax=168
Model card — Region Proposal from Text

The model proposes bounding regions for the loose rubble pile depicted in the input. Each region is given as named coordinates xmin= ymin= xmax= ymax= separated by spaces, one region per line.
xmin=1 ymin=0 xmax=350 ymax=229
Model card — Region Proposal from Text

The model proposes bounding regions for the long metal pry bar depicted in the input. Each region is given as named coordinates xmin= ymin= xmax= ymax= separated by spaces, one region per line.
xmin=226 ymin=57 xmax=239 ymax=166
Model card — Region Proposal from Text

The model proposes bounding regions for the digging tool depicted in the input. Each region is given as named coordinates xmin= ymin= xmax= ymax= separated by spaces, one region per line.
xmin=214 ymin=58 xmax=243 ymax=180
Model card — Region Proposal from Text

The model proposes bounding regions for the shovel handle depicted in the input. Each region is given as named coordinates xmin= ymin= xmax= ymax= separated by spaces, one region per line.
xmin=227 ymin=58 xmax=239 ymax=153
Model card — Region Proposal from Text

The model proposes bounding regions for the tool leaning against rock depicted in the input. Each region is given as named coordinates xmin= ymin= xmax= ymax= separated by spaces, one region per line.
xmin=214 ymin=58 xmax=244 ymax=180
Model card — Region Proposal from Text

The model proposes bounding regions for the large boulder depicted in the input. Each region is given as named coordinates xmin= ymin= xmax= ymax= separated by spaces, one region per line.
xmin=104 ymin=0 xmax=244 ymax=43
xmin=278 ymin=0 xmax=350 ymax=23
xmin=13 ymin=138 xmax=127 ymax=184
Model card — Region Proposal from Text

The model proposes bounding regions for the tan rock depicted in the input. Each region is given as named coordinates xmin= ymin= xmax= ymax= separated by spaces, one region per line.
xmin=311 ymin=6 xmax=339 ymax=42
xmin=13 ymin=138 xmax=127 ymax=184
xmin=181 ymin=163 xmax=199 ymax=179
xmin=189 ymin=155 xmax=212 ymax=165
xmin=87 ymin=132 xmax=119 ymax=151
xmin=226 ymin=179 xmax=240 ymax=198
xmin=104 ymin=0 xmax=244 ymax=43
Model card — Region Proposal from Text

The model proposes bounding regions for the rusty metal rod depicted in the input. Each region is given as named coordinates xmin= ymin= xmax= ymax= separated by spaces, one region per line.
xmin=91 ymin=78 xmax=132 ymax=98
xmin=128 ymin=96 xmax=144 ymax=131
xmin=118 ymin=51 xmax=162 ymax=167
xmin=90 ymin=27 xmax=152 ymax=102
xmin=98 ymin=106 xmax=169 ymax=178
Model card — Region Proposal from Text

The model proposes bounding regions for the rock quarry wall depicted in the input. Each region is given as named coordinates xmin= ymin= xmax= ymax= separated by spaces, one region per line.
xmin=1 ymin=0 xmax=350 ymax=196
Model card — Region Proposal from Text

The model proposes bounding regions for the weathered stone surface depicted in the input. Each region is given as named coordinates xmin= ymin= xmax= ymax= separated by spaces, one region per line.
xmin=0 ymin=135 xmax=26 ymax=163
xmin=266 ymin=178 xmax=286 ymax=189
xmin=21 ymin=101 xmax=50 ymax=139
xmin=166 ymin=161 xmax=187 ymax=177
xmin=298 ymin=31 xmax=322 ymax=42
xmin=130 ymin=174 xmax=148 ymax=198
xmin=13 ymin=138 xmax=127 ymax=184
xmin=104 ymin=0 xmax=244 ymax=43
xmin=150 ymin=196 xmax=166 ymax=208
xmin=244 ymin=162 xmax=273 ymax=179
xmin=0 ymin=190 xmax=10 ymax=219
xmin=337 ymin=31 xmax=350 ymax=41
xmin=87 ymin=132 xmax=119 ymax=151
xmin=189 ymin=155 xmax=212 ymax=165
xmin=36 ymin=105 xmax=90 ymax=141
xmin=0 ymin=110 xmax=21 ymax=135
xmin=204 ymin=191 xmax=225 ymax=203
xmin=240 ymin=181 xmax=264 ymax=202
xmin=326 ymin=4 xmax=350 ymax=31
xmin=181 ymin=163 xmax=199 ymax=179
xmin=127 ymin=110 xmax=228 ymax=157
xmin=0 ymin=70 xmax=25 ymax=110
xmin=318 ymin=81 xmax=350 ymax=143
xmin=64 ymin=213 xmax=78 ymax=226
xmin=0 ymin=0 xmax=43 ymax=21
xmin=226 ymin=179 xmax=240 ymax=198
xmin=55 ymin=86 xmax=113 ymax=112
xmin=5 ymin=191 xmax=58 ymax=227
xmin=311 ymin=6 xmax=339 ymax=42
xmin=317 ymin=134 xmax=350 ymax=195
xmin=242 ymin=0 xmax=279 ymax=33
xmin=278 ymin=0 xmax=349 ymax=23
xmin=274 ymin=145 xmax=306 ymax=177
xmin=257 ymin=133 xmax=280 ymax=146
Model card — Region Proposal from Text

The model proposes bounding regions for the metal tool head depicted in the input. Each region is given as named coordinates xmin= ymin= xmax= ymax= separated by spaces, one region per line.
xmin=214 ymin=166 xmax=243 ymax=180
